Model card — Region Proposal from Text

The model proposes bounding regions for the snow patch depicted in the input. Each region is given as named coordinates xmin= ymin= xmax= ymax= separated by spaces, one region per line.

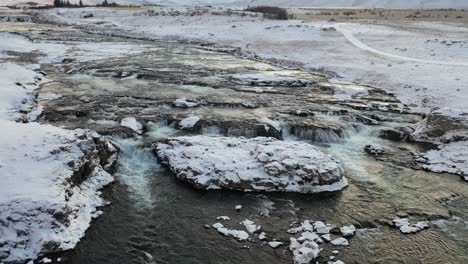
xmin=179 ymin=116 xmax=200 ymax=129
xmin=120 ymin=117 xmax=143 ymax=134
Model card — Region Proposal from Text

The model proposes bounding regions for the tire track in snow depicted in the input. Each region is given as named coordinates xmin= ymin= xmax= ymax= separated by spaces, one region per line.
xmin=337 ymin=27 xmax=468 ymax=67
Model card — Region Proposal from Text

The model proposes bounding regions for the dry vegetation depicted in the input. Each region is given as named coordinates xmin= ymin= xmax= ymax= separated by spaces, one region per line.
xmin=291 ymin=8 xmax=467 ymax=24
xmin=245 ymin=6 xmax=289 ymax=20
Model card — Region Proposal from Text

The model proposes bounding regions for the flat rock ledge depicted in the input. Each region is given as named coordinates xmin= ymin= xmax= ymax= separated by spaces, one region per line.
xmin=156 ymin=136 xmax=347 ymax=193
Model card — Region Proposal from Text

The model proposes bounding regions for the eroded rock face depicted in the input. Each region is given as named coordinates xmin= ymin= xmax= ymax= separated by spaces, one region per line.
xmin=155 ymin=135 xmax=347 ymax=193
xmin=0 ymin=126 xmax=117 ymax=263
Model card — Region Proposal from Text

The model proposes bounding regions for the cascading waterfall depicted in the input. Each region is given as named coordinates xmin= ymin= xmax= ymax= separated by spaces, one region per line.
xmin=113 ymin=138 xmax=160 ymax=209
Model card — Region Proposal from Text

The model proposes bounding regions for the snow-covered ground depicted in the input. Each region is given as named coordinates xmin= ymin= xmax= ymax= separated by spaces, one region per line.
xmin=4 ymin=0 xmax=468 ymax=9
xmin=0 ymin=29 xmax=121 ymax=263
xmin=38 ymin=7 xmax=468 ymax=123
xmin=0 ymin=122 xmax=114 ymax=263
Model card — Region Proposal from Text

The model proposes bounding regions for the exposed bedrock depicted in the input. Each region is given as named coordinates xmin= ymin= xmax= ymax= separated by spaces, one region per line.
xmin=155 ymin=135 xmax=347 ymax=193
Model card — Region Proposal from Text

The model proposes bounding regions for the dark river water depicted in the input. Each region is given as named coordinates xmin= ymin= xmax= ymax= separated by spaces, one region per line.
xmin=47 ymin=127 xmax=468 ymax=264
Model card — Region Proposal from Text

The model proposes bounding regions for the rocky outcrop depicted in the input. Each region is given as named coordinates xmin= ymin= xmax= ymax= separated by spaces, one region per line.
xmin=155 ymin=135 xmax=347 ymax=193
xmin=0 ymin=126 xmax=117 ymax=264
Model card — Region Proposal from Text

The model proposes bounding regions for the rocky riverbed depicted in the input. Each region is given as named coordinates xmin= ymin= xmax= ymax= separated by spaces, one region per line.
xmin=0 ymin=12 xmax=467 ymax=264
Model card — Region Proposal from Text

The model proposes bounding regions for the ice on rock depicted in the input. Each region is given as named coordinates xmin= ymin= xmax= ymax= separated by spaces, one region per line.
xmin=258 ymin=232 xmax=266 ymax=240
xmin=242 ymin=219 xmax=261 ymax=233
xmin=173 ymin=98 xmax=199 ymax=108
xmin=417 ymin=141 xmax=468 ymax=177
xmin=156 ymin=136 xmax=347 ymax=193
xmin=268 ymin=241 xmax=284 ymax=248
xmin=414 ymin=221 xmax=429 ymax=230
xmin=330 ymin=237 xmax=349 ymax=246
xmin=288 ymin=220 xmax=314 ymax=234
xmin=179 ymin=116 xmax=200 ymax=129
xmin=321 ymin=234 xmax=331 ymax=242
xmin=329 ymin=261 xmax=345 ymax=264
xmin=120 ymin=117 xmax=143 ymax=134
xmin=257 ymin=117 xmax=282 ymax=132
xmin=393 ymin=218 xmax=430 ymax=234
xmin=289 ymin=238 xmax=321 ymax=264
xmin=0 ymin=122 xmax=116 ymax=263
xmin=400 ymin=225 xmax=421 ymax=234
xmin=393 ymin=218 xmax=410 ymax=227
xmin=313 ymin=221 xmax=332 ymax=234
xmin=340 ymin=225 xmax=356 ymax=237
xmin=298 ymin=231 xmax=323 ymax=243
xmin=212 ymin=223 xmax=249 ymax=241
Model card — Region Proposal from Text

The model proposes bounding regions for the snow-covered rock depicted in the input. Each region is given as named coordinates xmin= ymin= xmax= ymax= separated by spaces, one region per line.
xmin=120 ymin=117 xmax=143 ymax=134
xmin=340 ymin=225 xmax=356 ymax=237
xmin=216 ymin=216 xmax=230 ymax=221
xmin=0 ymin=121 xmax=117 ymax=263
xmin=173 ymin=98 xmax=199 ymax=108
xmin=328 ymin=260 xmax=345 ymax=264
xmin=235 ymin=205 xmax=242 ymax=211
xmin=330 ymin=237 xmax=349 ymax=246
xmin=212 ymin=223 xmax=249 ymax=241
xmin=289 ymin=238 xmax=321 ymax=264
xmin=417 ymin=141 xmax=468 ymax=177
xmin=393 ymin=218 xmax=410 ymax=228
xmin=298 ymin=231 xmax=323 ymax=244
xmin=0 ymin=63 xmax=48 ymax=121
xmin=288 ymin=220 xmax=314 ymax=234
xmin=321 ymin=234 xmax=331 ymax=242
xmin=257 ymin=117 xmax=281 ymax=132
xmin=268 ymin=241 xmax=283 ymax=248
xmin=258 ymin=232 xmax=266 ymax=240
xmin=242 ymin=219 xmax=261 ymax=233
xmin=179 ymin=116 xmax=200 ymax=129
xmin=156 ymin=136 xmax=347 ymax=193
xmin=393 ymin=218 xmax=430 ymax=234
xmin=313 ymin=221 xmax=333 ymax=234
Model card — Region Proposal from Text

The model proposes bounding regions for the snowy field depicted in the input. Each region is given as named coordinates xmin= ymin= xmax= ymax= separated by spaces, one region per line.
xmin=39 ymin=6 xmax=468 ymax=123
xmin=3 ymin=0 xmax=468 ymax=9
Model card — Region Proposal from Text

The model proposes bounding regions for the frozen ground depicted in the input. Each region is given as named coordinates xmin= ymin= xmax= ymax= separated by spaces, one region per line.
xmin=0 ymin=121 xmax=114 ymax=263
xmin=39 ymin=7 xmax=468 ymax=123
xmin=4 ymin=0 xmax=468 ymax=9
xmin=0 ymin=28 xmax=130 ymax=262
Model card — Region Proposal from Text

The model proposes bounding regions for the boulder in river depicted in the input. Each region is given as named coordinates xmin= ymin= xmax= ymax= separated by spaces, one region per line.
xmin=155 ymin=136 xmax=347 ymax=193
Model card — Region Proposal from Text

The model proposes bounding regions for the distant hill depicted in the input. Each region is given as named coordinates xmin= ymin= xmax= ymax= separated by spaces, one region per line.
xmin=2 ymin=0 xmax=468 ymax=9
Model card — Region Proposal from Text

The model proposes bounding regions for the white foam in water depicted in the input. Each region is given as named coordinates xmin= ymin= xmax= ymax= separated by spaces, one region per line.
xmin=113 ymin=138 xmax=159 ymax=208
xmin=322 ymin=126 xmax=384 ymax=182
xmin=146 ymin=121 xmax=179 ymax=139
